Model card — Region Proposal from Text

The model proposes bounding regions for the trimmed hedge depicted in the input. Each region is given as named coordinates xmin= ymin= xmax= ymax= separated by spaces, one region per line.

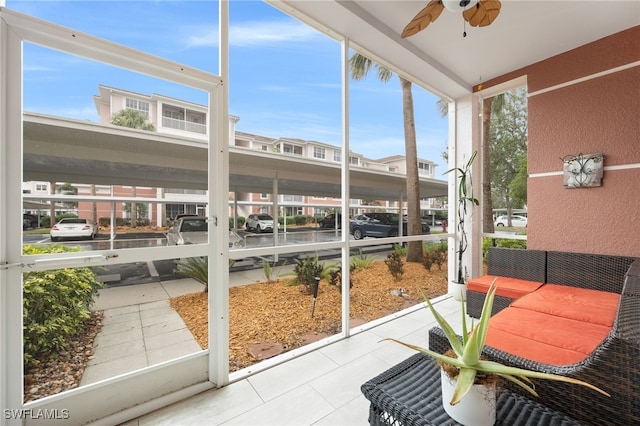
xmin=22 ymin=244 xmax=104 ymax=368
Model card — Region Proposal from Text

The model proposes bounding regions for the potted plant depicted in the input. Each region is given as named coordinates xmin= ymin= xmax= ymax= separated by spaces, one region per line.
xmin=444 ymin=150 xmax=479 ymax=300
xmin=385 ymin=281 xmax=609 ymax=426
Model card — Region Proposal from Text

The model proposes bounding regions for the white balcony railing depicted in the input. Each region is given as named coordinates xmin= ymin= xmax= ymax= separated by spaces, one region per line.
xmin=162 ymin=117 xmax=206 ymax=135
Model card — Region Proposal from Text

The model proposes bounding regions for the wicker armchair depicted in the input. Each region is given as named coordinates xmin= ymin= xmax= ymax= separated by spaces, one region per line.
xmin=466 ymin=248 xmax=546 ymax=318
xmin=429 ymin=258 xmax=640 ymax=426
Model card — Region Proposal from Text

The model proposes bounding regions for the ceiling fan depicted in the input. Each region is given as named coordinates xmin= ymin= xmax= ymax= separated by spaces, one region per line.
xmin=401 ymin=0 xmax=502 ymax=38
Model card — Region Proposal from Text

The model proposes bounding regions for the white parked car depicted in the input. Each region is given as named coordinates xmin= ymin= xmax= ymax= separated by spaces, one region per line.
xmin=245 ymin=214 xmax=274 ymax=233
xmin=166 ymin=216 xmax=246 ymax=249
xmin=50 ymin=218 xmax=98 ymax=241
xmin=494 ymin=215 xmax=528 ymax=228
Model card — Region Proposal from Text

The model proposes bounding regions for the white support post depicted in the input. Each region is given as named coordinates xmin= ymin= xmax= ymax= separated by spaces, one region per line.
xmin=340 ymin=38 xmax=351 ymax=337
xmin=447 ymin=94 xmax=482 ymax=299
xmin=0 ymin=14 xmax=26 ymax=425
xmin=209 ymin=0 xmax=230 ymax=388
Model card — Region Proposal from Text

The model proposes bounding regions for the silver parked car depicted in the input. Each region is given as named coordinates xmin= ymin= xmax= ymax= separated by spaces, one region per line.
xmin=50 ymin=218 xmax=98 ymax=241
xmin=166 ymin=216 xmax=246 ymax=249
xmin=245 ymin=214 xmax=274 ymax=233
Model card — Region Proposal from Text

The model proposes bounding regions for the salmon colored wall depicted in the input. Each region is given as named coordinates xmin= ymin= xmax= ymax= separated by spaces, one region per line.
xmin=480 ymin=26 xmax=640 ymax=256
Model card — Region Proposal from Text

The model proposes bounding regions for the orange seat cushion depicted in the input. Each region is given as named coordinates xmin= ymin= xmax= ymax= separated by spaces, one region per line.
xmin=485 ymin=307 xmax=612 ymax=365
xmin=467 ymin=275 xmax=543 ymax=300
xmin=511 ymin=284 xmax=620 ymax=327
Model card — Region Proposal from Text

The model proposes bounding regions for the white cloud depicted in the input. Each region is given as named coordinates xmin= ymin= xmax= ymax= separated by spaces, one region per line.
xmin=23 ymin=65 xmax=57 ymax=72
xmin=185 ymin=20 xmax=322 ymax=48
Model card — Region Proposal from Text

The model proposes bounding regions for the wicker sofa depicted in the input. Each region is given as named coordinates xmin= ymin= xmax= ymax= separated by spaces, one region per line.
xmin=429 ymin=249 xmax=640 ymax=425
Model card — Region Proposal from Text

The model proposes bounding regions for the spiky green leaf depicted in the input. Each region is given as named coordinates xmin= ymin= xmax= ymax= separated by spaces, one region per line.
xmin=449 ymin=367 xmax=477 ymax=405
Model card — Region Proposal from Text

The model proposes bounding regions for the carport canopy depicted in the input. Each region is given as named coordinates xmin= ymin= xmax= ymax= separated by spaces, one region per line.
xmin=23 ymin=112 xmax=448 ymax=202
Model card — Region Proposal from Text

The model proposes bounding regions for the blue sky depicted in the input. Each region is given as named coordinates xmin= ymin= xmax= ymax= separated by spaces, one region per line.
xmin=10 ymin=0 xmax=448 ymax=168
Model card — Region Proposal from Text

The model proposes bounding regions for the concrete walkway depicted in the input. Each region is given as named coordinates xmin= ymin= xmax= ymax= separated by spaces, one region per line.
xmin=83 ymin=267 xmax=277 ymax=386
xmin=82 ymin=279 xmax=205 ymax=385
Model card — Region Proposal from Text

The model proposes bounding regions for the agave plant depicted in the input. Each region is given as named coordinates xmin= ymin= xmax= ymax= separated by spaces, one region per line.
xmin=386 ymin=280 xmax=610 ymax=405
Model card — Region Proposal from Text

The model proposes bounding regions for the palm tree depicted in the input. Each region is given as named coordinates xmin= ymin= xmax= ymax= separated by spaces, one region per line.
xmin=349 ymin=53 xmax=423 ymax=262
xmin=111 ymin=109 xmax=155 ymax=227
xmin=481 ymin=94 xmax=504 ymax=233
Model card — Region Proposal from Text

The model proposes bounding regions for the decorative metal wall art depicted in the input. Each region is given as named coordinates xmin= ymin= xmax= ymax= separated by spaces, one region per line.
xmin=561 ymin=153 xmax=604 ymax=188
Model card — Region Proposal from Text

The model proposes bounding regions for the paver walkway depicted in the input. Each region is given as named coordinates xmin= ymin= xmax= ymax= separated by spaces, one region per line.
xmin=81 ymin=278 xmax=204 ymax=385
xmin=82 ymin=267 xmax=275 ymax=385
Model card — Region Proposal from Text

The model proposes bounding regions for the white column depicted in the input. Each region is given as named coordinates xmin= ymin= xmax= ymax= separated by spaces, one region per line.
xmin=0 ymin=15 xmax=27 ymax=425
xmin=209 ymin=0 xmax=230 ymax=388
xmin=447 ymin=94 xmax=482 ymax=298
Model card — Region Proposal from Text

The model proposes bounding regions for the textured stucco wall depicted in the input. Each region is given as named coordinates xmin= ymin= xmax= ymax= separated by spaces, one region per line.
xmin=482 ymin=26 xmax=640 ymax=256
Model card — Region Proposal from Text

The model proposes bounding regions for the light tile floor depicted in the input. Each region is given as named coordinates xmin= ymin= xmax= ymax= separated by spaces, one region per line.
xmin=120 ymin=296 xmax=463 ymax=426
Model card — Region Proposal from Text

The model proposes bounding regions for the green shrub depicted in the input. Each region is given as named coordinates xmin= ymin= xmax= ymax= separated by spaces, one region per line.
xmin=41 ymin=213 xmax=78 ymax=228
xmin=393 ymin=243 xmax=407 ymax=257
xmin=288 ymin=255 xmax=337 ymax=294
xmin=423 ymin=241 xmax=448 ymax=271
xmin=385 ymin=252 xmax=404 ymax=281
xmin=482 ymin=237 xmax=527 ymax=259
xmin=230 ymin=216 xmax=245 ymax=228
xmin=40 ymin=216 xmax=51 ymax=228
xmin=22 ymin=244 xmax=103 ymax=368
xmin=328 ymin=265 xmax=353 ymax=293
xmin=276 ymin=215 xmax=314 ymax=226
xmin=98 ymin=217 xmax=134 ymax=227
xmin=350 ymin=249 xmax=376 ymax=270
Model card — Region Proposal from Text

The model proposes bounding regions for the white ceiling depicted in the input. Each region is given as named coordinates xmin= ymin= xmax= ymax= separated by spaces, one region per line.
xmin=278 ymin=0 xmax=639 ymax=99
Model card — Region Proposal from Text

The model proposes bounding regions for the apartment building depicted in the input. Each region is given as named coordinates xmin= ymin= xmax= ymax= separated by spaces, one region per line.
xmin=27 ymin=85 xmax=442 ymax=226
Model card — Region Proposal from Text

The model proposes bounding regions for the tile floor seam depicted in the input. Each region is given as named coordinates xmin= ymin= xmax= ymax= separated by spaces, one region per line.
xmin=307 ymin=379 xmax=356 ymax=411
xmin=221 ymin=382 xmax=331 ymax=426
xmin=245 ymin=378 xmax=267 ymax=405
xmin=136 ymin=305 xmax=152 ymax=367
xmin=310 ymin=392 xmax=365 ymax=425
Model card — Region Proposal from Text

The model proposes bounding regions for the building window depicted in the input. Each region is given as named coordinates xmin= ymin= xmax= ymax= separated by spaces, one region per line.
xmin=333 ymin=151 xmax=341 ymax=162
xmin=163 ymin=107 xmax=184 ymax=120
xmin=282 ymin=194 xmax=303 ymax=203
xmin=260 ymin=193 xmax=269 ymax=199
xmin=282 ymin=143 xmax=303 ymax=156
xmin=126 ymin=98 xmax=150 ymax=116
xmin=313 ymin=146 xmax=325 ymax=159
xmin=350 ymin=156 xmax=359 ymax=166
xmin=418 ymin=161 xmax=430 ymax=175
xmin=35 ymin=183 xmax=48 ymax=191
xmin=285 ymin=206 xmax=303 ymax=216
xmin=261 ymin=145 xmax=268 ymax=151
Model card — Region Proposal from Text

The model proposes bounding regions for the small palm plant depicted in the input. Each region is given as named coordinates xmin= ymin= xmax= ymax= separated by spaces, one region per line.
xmin=174 ymin=257 xmax=208 ymax=292
xmin=385 ymin=280 xmax=609 ymax=405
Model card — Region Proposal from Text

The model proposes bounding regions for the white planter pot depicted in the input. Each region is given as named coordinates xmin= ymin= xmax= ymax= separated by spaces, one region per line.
xmin=440 ymin=369 xmax=496 ymax=426
xmin=449 ymin=281 xmax=466 ymax=301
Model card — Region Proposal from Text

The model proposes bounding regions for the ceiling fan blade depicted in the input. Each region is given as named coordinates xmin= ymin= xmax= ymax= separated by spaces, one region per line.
xmin=401 ymin=0 xmax=445 ymax=38
xmin=463 ymin=0 xmax=501 ymax=27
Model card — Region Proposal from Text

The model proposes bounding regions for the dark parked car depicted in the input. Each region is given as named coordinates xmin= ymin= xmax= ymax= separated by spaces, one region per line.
xmin=350 ymin=212 xmax=429 ymax=240
xmin=23 ymin=213 xmax=39 ymax=229
xmin=318 ymin=213 xmax=342 ymax=228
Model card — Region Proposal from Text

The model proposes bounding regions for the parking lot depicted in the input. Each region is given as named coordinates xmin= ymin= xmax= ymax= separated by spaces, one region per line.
xmin=23 ymin=228 xmax=395 ymax=287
